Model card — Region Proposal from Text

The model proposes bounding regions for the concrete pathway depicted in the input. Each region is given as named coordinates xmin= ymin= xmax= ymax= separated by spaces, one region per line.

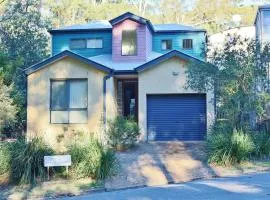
xmin=64 ymin=172 xmax=270 ymax=200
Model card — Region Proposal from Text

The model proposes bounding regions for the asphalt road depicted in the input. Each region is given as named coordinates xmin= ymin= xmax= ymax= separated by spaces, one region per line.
xmin=64 ymin=172 xmax=270 ymax=200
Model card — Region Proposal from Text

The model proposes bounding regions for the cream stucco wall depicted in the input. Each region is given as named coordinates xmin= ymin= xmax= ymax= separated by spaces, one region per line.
xmin=138 ymin=57 xmax=215 ymax=141
xmin=27 ymin=55 xmax=214 ymax=147
xmin=105 ymin=77 xmax=118 ymax=124
xmin=27 ymin=57 xmax=110 ymax=150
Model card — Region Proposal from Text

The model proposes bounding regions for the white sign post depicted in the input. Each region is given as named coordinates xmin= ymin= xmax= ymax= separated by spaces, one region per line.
xmin=44 ymin=155 xmax=71 ymax=180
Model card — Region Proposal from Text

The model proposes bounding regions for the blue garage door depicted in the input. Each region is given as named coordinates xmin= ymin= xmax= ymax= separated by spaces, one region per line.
xmin=147 ymin=94 xmax=206 ymax=141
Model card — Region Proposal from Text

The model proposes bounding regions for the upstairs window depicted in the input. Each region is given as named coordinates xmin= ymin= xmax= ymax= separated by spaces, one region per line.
xmin=183 ymin=39 xmax=193 ymax=49
xmin=69 ymin=38 xmax=103 ymax=49
xmin=70 ymin=39 xmax=86 ymax=49
xmin=161 ymin=40 xmax=172 ymax=50
xmin=122 ymin=30 xmax=137 ymax=56
xmin=87 ymin=38 xmax=103 ymax=48
xmin=50 ymin=79 xmax=88 ymax=124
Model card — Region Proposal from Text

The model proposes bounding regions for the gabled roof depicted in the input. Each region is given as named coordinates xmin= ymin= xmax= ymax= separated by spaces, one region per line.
xmin=109 ymin=12 xmax=155 ymax=32
xmin=48 ymin=12 xmax=205 ymax=34
xmin=24 ymin=50 xmax=112 ymax=75
xmin=89 ymin=51 xmax=162 ymax=71
xmin=25 ymin=50 xmax=209 ymax=75
xmin=153 ymin=24 xmax=206 ymax=33
xmin=135 ymin=50 xmax=208 ymax=72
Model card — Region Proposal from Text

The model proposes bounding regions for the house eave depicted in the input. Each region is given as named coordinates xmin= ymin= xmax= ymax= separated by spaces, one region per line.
xmin=135 ymin=50 xmax=211 ymax=72
xmin=48 ymin=28 xmax=112 ymax=34
xmin=154 ymin=30 xmax=206 ymax=33
xmin=24 ymin=50 xmax=112 ymax=75
xmin=109 ymin=12 xmax=155 ymax=33
xmin=113 ymin=70 xmax=138 ymax=75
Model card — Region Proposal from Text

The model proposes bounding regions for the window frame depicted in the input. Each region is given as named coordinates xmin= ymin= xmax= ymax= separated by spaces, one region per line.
xmin=69 ymin=39 xmax=87 ymax=50
xmin=69 ymin=38 xmax=104 ymax=50
xmin=161 ymin=39 xmax=172 ymax=50
xmin=50 ymin=78 xmax=88 ymax=124
xmin=121 ymin=29 xmax=137 ymax=56
xmin=86 ymin=38 xmax=103 ymax=49
xmin=182 ymin=39 xmax=193 ymax=49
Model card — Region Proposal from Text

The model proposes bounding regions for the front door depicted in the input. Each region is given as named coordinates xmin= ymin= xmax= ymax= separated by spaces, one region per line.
xmin=123 ymin=80 xmax=138 ymax=121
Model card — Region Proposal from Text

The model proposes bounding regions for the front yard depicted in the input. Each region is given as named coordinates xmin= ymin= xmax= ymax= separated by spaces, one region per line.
xmin=1 ymin=141 xmax=270 ymax=199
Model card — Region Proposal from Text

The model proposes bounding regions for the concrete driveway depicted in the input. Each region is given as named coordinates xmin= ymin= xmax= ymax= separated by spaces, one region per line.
xmin=64 ymin=172 xmax=270 ymax=200
xmin=105 ymin=142 xmax=215 ymax=190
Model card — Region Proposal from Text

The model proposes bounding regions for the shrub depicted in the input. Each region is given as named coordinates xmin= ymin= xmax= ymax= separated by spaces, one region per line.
xmin=9 ymin=138 xmax=54 ymax=184
xmin=251 ymin=131 xmax=270 ymax=158
xmin=0 ymin=77 xmax=18 ymax=135
xmin=68 ymin=138 xmax=117 ymax=180
xmin=211 ymin=120 xmax=234 ymax=134
xmin=97 ymin=148 xmax=118 ymax=180
xmin=0 ymin=142 xmax=11 ymax=175
xmin=107 ymin=116 xmax=140 ymax=149
xmin=208 ymin=129 xmax=254 ymax=165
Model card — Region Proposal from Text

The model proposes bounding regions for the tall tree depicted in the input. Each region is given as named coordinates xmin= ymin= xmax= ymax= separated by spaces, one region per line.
xmin=185 ymin=0 xmax=257 ymax=34
xmin=1 ymin=0 xmax=50 ymax=67
xmin=186 ymin=35 xmax=270 ymax=129
xmin=0 ymin=77 xmax=17 ymax=136
xmin=0 ymin=0 xmax=50 ymax=136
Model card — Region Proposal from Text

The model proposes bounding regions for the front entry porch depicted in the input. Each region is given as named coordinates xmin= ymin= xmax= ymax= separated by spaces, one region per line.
xmin=116 ymin=78 xmax=138 ymax=121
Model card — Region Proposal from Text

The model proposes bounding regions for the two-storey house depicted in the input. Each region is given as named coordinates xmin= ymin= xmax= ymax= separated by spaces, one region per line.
xmin=255 ymin=5 xmax=270 ymax=91
xmin=255 ymin=4 xmax=270 ymax=45
xmin=25 ymin=12 xmax=214 ymax=145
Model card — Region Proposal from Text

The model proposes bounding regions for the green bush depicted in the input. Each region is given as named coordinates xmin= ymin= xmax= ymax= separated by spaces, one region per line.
xmin=97 ymin=148 xmax=118 ymax=180
xmin=68 ymin=138 xmax=117 ymax=180
xmin=251 ymin=131 xmax=270 ymax=158
xmin=208 ymin=129 xmax=254 ymax=165
xmin=107 ymin=116 xmax=140 ymax=149
xmin=211 ymin=120 xmax=234 ymax=134
xmin=0 ymin=142 xmax=11 ymax=175
xmin=9 ymin=138 xmax=54 ymax=184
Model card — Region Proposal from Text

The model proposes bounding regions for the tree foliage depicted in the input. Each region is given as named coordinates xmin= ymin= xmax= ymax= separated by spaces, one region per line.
xmin=43 ymin=0 xmax=260 ymax=34
xmin=1 ymin=0 xmax=50 ymax=66
xmin=186 ymin=35 xmax=270 ymax=129
xmin=0 ymin=76 xmax=17 ymax=134
xmin=184 ymin=0 xmax=257 ymax=34
xmin=0 ymin=0 xmax=50 ymax=137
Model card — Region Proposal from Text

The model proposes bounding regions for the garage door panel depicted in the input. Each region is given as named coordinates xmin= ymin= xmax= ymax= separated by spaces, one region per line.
xmin=147 ymin=94 xmax=206 ymax=141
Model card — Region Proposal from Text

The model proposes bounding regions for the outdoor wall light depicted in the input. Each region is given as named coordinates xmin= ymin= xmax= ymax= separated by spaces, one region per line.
xmin=172 ymin=71 xmax=179 ymax=76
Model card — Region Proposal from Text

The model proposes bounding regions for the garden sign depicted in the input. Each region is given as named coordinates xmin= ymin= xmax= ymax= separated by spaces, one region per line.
xmin=44 ymin=155 xmax=71 ymax=180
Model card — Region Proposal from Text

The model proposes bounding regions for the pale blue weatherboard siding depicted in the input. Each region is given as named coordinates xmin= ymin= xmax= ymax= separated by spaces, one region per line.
xmin=152 ymin=32 xmax=206 ymax=59
xmin=51 ymin=31 xmax=112 ymax=57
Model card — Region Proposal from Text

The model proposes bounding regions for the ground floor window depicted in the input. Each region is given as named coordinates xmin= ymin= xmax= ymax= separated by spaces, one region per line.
xmin=50 ymin=79 xmax=88 ymax=124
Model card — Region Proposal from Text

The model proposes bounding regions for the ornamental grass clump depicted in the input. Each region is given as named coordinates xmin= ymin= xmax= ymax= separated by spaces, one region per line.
xmin=0 ymin=142 xmax=11 ymax=175
xmin=207 ymin=129 xmax=254 ymax=165
xmin=68 ymin=138 xmax=117 ymax=180
xmin=9 ymin=138 xmax=54 ymax=184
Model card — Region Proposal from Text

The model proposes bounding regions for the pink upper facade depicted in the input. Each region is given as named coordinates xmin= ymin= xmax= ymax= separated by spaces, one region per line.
xmin=112 ymin=19 xmax=152 ymax=62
